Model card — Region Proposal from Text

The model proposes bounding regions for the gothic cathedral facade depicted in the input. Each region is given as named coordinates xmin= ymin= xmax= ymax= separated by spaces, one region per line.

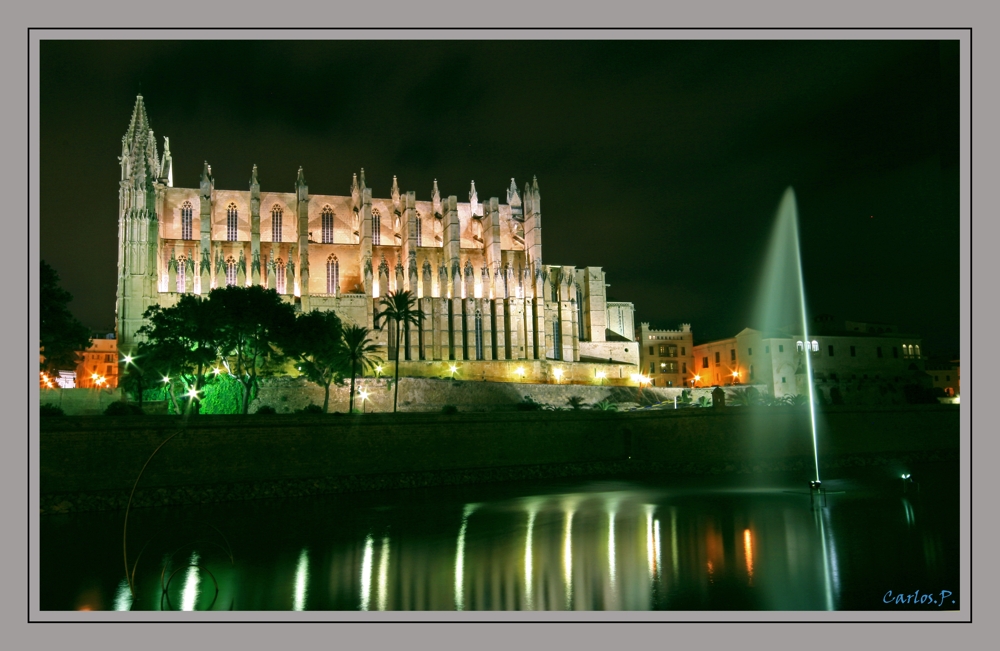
xmin=116 ymin=95 xmax=638 ymax=379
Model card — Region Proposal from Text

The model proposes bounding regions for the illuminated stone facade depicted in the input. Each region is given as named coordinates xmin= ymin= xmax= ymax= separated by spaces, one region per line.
xmin=116 ymin=95 xmax=639 ymax=380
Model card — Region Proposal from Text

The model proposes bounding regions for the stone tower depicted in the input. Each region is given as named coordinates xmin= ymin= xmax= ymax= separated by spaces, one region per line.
xmin=116 ymin=94 xmax=168 ymax=355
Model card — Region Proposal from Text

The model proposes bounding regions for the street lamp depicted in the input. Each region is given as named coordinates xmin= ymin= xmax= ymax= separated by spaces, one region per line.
xmin=449 ymin=364 xmax=458 ymax=379
xmin=359 ymin=388 xmax=370 ymax=413
xmin=553 ymin=368 xmax=564 ymax=383
xmin=375 ymin=365 xmax=383 ymax=378
xmin=596 ymin=370 xmax=606 ymax=385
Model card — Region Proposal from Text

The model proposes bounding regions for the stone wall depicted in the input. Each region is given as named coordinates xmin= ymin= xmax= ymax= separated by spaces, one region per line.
xmin=39 ymin=388 xmax=123 ymax=416
xmin=39 ymin=404 xmax=959 ymax=513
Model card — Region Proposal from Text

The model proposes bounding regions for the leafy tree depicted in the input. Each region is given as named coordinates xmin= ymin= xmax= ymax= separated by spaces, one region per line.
xmin=341 ymin=324 xmax=382 ymax=414
xmin=212 ymin=285 xmax=297 ymax=414
xmin=374 ymin=290 xmax=422 ymax=413
xmin=280 ymin=310 xmax=347 ymax=413
xmin=39 ymin=261 xmax=92 ymax=374
xmin=137 ymin=295 xmax=221 ymax=415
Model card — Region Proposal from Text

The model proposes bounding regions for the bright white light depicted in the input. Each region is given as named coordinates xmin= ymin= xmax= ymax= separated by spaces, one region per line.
xmin=564 ymin=509 xmax=574 ymax=610
xmin=455 ymin=505 xmax=475 ymax=611
xmin=123 ymin=355 xmax=132 ymax=364
xmin=293 ymin=548 xmax=309 ymax=611
xmin=162 ymin=376 xmax=170 ymax=383
xmin=515 ymin=366 xmax=526 ymax=377
xmin=608 ymin=510 xmax=616 ymax=588
xmin=360 ymin=534 xmax=373 ymax=611
xmin=212 ymin=367 xmax=221 ymax=375
xmin=375 ymin=365 xmax=383 ymax=375
xmin=595 ymin=371 xmax=606 ymax=379
xmin=113 ymin=578 xmax=132 ymax=611
xmin=525 ymin=509 xmax=536 ymax=610
xmin=359 ymin=389 xmax=369 ymax=401
xmin=181 ymin=551 xmax=200 ymax=611
xmin=553 ymin=368 xmax=563 ymax=381
xmin=186 ymin=388 xmax=199 ymax=399
xmin=377 ymin=537 xmax=389 ymax=611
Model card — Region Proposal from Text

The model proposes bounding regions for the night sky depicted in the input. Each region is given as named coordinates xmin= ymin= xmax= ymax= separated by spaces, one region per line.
xmin=38 ymin=39 xmax=961 ymax=356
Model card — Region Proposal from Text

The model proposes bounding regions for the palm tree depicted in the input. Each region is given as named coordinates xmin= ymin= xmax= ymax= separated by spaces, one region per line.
xmin=341 ymin=324 xmax=382 ymax=413
xmin=374 ymin=290 xmax=422 ymax=413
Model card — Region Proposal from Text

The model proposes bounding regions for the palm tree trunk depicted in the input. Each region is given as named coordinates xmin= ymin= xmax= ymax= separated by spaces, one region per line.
xmin=350 ymin=358 xmax=357 ymax=413
xmin=394 ymin=319 xmax=402 ymax=412
xmin=323 ymin=381 xmax=330 ymax=413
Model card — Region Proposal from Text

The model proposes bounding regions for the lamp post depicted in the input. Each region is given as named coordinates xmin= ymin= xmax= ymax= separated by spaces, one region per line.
xmin=596 ymin=370 xmax=606 ymax=386
xmin=359 ymin=388 xmax=369 ymax=414
xmin=553 ymin=368 xmax=564 ymax=384
xmin=515 ymin=366 xmax=526 ymax=382
xmin=449 ymin=364 xmax=458 ymax=380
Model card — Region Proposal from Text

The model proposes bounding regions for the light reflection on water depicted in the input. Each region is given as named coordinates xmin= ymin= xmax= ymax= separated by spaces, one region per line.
xmin=40 ymin=467 xmax=959 ymax=611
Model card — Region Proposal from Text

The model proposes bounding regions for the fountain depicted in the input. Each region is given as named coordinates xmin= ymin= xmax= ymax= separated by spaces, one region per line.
xmin=752 ymin=187 xmax=821 ymax=485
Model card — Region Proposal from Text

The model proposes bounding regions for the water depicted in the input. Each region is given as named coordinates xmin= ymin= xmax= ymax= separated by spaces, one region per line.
xmin=753 ymin=187 xmax=820 ymax=481
xmin=40 ymin=463 xmax=959 ymax=611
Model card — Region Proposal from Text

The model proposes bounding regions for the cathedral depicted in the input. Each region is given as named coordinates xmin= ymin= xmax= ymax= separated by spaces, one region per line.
xmin=116 ymin=95 xmax=639 ymax=382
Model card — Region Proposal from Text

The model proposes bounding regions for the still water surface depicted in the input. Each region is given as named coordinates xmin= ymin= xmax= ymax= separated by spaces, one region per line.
xmin=40 ymin=463 xmax=959 ymax=611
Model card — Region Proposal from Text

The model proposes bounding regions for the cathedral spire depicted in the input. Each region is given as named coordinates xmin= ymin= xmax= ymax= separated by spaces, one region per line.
xmin=391 ymin=175 xmax=400 ymax=204
xmin=469 ymin=180 xmax=479 ymax=215
xmin=432 ymin=179 xmax=441 ymax=215
xmin=250 ymin=163 xmax=259 ymax=188
xmin=124 ymin=94 xmax=150 ymax=150
xmin=159 ymin=136 xmax=173 ymax=187
xmin=360 ymin=168 xmax=366 ymax=192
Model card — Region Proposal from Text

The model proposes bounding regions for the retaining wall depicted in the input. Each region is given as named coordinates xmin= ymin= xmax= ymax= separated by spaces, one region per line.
xmin=38 ymin=404 xmax=959 ymax=513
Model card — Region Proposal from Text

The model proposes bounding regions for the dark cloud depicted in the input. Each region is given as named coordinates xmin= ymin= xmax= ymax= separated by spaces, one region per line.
xmin=39 ymin=39 xmax=960 ymax=356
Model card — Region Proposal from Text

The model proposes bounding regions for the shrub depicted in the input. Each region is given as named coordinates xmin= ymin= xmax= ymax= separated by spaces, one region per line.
xmin=592 ymin=399 xmax=617 ymax=412
xmin=256 ymin=405 xmax=277 ymax=415
xmin=104 ymin=401 xmax=144 ymax=416
xmin=516 ymin=397 xmax=541 ymax=411
xmin=40 ymin=404 xmax=64 ymax=417
xmin=297 ymin=404 xmax=324 ymax=414
xmin=442 ymin=405 xmax=458 ymax=415
xmin=567 ymin=396 xmax=586 ymax=411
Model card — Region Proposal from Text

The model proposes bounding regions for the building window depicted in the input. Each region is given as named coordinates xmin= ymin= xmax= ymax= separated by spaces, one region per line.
xmin=475 ymin=311 xmax=484 ymax=361
xmin=415 ymin=213 xmax=423 ymax=247
xmin=226 ymin=203 xmax=238 ymax=241
xmin=828 ymin=344 xmax=834 ymax=356
xmin=276 ymin=258 xmax=286 ymax=294
xmin=553 ymin=317 xmax=562 ymax=360
xmin=714 ymin=352 xmax=720 ymax=365
xmin=850 ymin=345 xmax=856 ymax=357
xmin=748 ymin=347 xmax=752 ymax=356
xmin=796 ymin=341 xmax=804 ymax=352
xmin=766 ymin=345 xmax=770 ymax=354
xmin=778 ymin=345 xmax=783 ymax=353
xmin=730 ymin=349 xmax=736 ymax=362
xmin=650 ymin=362 xmax=656 ymax=374
xmin=551 ymin=282 xmax=558 ymax=302
xmin=877 ymin=346 xmax=883 ymax=358
xmin=702 ymin=356 xmax=709 ymax=369
xmin=271 ymin=205 xmax=283 ymax=242
xmin=327 ymin=255 xmax=339 ymax=295
xmin=176 ymin=255 xmax=186 ymax=292
xmin=660 ymin=361 xmax=678 ymax=374
xmin=681 ymin=347 xmax=685 ymax=355
xmin=649 ymin=346 xmax=654 ymax=356
xmin=576 ymin=292 xmax=584 ymax=340
xmin=781 ymin=377 xmax=786 ymax=383
xmin=811 ymin=340 xmax=819 ymax=352
xmin=682 ymin=362 xmax=687 ymax=374
xmin=225 ymin=256 xmax=237 ymax=286
xmin=749 ymin=364 xmax=754 ymax=380
xmin=893 ymin=346 xmax=899 ymax=359
xmin=915 ymin=345 xmax=921 ymax=358
xmin=372 ymin=209 xmax=381 ymax=246
xmin=946 ymin=374 xmax=951 ymax=381
xmin=321 ymin=206 xmax=334 ymax=243
xmin=181 ymin=201 xmax=193 ymax=240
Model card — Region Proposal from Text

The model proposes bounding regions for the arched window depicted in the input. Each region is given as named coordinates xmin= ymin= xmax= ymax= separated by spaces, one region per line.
xmin=796 ymin=341 xmax=804 ymax=352
xmin=276 ymin=258 xmax=286 ymax=294
xmin=372 ymin=208 xmax=381 ymax=246
xmin=271 ymin=205 xmax=283 ymax=243
xmin=322 ymin=206 xmax=334 ymax=243
xmin=225 ymin=256 xmax=237 ymax=286
xmin=575 ymin=286 xmax=584 ymax=339
xmin=415 ymin=211 xmax=423 ymax=247
xmin=327 ymin=254 xmax=339 ymax=295
xmin=551 ymin=282 xmax=558 ymax=302
xmin=811 ymin=340 xmax=819 ymax=352
xmin=181 ymin=201 xmax=193 ymax=240
xmin=176 ymin=255 xmax=187 ymax=292
xmin=475 ymin=311 xmax=484 ymax=360
xmin=553 ymin=317 xmax=562 ymax=360
xmin=226 ymin=203 xmax=238 ymax=241
xmin=915 ymin=344 xmax=921 ymax=358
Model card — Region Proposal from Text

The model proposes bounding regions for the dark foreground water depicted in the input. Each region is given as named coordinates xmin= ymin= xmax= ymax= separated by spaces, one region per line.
xmin=40 ymin=462 xmax=960 ymax=611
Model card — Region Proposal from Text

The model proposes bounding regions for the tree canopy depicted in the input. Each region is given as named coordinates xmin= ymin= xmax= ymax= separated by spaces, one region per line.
xmin=39 ymin=260 xmax=92 ymax=374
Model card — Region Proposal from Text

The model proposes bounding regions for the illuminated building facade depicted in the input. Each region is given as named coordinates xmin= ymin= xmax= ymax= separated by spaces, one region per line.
xmin=637 ymin=322 xmax=694 ymax=388
xmin=692 ymin=322 xmax=926 ymax=399
xmin=116 ymin=95 xmax=639 ymax=381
